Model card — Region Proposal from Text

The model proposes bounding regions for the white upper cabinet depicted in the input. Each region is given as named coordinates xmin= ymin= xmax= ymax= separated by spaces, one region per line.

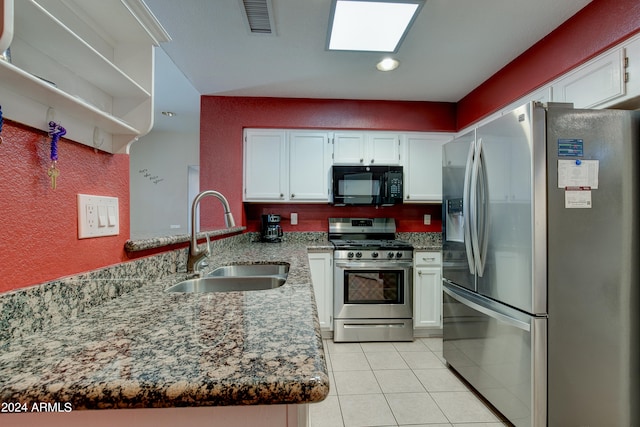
xmin=0 ymin=0 xmax=169 ymax=153
xmin=332 ymin=132 xmax=365 ymax=164
xmin=552 ymin=49 xmax=626 ymax=109
xmin=403 ymin=133 xmax=453 ymax=202
xmin=243 ymin=129 xmax=288 ymax=201
xmin=606 ymin=34 xmax=640 ymax=109
xmin=333 ymin=131 xmax=401 ymax=165
xmin=243 ymin=129 xmax=332 ymax=203
xmin=367 ymin=132 xmax=402 ymax=165
xmin=289 ymin=131 xmax=332 ymax=201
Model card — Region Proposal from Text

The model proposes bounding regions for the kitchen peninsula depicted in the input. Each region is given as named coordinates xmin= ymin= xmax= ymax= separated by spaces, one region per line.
xmin=0 ymin=234 xmax=330 ymax=427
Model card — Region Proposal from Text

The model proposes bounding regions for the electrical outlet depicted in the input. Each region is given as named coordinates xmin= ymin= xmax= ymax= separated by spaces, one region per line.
xmin=424 ymin=214 xmax=431 ymax=225
xmin=78 ymin=194 xmax=119 ymax=239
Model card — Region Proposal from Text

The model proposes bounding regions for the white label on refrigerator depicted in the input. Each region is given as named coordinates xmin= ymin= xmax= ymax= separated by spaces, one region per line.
xmin=565 ymin=188 xmax=592 ymax=208
xmin=557 ymin=160 xmax=599 ymax=189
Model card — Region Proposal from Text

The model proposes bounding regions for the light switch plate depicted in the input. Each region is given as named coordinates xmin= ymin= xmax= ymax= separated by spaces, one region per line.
xmin=78 ymin=194 xmax=119 ymax=239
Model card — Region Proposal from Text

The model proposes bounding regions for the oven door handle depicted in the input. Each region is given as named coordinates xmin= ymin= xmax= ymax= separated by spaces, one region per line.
xmin=334 ymin=261 xmax=413 ymax=269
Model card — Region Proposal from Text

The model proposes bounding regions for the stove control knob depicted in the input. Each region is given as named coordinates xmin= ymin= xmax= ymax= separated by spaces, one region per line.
xmin=355 ymin=252 xmax=362 ymax=259
xmin=371 ymin=252 xmax=379 ymax=258
xmin=348 ymin=252 xmax=354 ymax=259
xmin=396 ymin=252 xmax=403 ymax=258
xmin=387 ymin=252 xmax=395 ymax=259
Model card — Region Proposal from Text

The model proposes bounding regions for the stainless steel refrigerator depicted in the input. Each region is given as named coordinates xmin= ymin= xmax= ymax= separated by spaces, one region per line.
xmin=441 ymin=102 xmax=639 ymax=426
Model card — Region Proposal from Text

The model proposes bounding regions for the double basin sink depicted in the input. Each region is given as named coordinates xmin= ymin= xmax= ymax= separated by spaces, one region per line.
xmin=166 ymin=264 xmax=289 ymax=293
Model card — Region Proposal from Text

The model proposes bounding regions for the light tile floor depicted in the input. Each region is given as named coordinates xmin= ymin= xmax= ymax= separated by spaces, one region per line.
xmin=310 ymin=337 xmax=510 ymax=427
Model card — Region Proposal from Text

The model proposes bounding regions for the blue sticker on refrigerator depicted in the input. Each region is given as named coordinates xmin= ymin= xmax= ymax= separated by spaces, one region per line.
xmin=557 ymin=138 xmax=584 ymax=157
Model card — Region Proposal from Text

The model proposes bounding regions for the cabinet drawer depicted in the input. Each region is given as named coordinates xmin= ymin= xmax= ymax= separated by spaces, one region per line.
xmin=414 ymin=251 xmax=441 ymax=267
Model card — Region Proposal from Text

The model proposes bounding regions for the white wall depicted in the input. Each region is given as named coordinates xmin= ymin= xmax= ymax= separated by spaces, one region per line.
xmin=129 ymin=48 xmax=201 ymax=239
xmin=130 ymin=130 xmax=199 ymax=238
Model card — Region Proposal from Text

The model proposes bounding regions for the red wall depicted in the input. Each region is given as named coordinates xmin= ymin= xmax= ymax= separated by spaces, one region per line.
xmin=458 ymin=0 xmax=640 ymax=128
xmin=199 ymin=97 xmax=456 ymax=230
xmin=0 ymin=121 xmax=131 ymax=292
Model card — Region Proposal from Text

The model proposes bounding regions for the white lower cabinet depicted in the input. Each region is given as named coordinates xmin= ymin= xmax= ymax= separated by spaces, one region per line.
xmin=307 ymin=252 xmax=333 ymax=333
xmin=413 ymin=251 xmax=442 ymax=335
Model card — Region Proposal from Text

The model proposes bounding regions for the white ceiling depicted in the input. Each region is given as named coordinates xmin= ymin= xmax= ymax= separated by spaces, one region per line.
xmin=145 ymin=0 xmax=592 ymax=118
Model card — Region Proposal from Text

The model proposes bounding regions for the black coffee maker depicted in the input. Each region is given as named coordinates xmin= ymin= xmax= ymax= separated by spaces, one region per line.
xmin=261 ymin=214 xmax=283 ymax=242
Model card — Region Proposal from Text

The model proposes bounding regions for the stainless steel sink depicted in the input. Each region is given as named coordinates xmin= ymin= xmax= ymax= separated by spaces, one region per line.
xmin=166 ymin=276 xmax=286 ymax=293
xmin=207 ymin=264 xmax=289 ymax=278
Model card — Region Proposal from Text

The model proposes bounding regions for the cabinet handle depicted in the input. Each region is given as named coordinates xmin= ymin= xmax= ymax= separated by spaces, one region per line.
xmin=406 ymin=195 xmax=410 ymax=199
xmin=371 ymin=159 xmax=374 ymax=164
xmin=360 ymin=158 xmax=364 ymax=163
xmin=418 ymin=271 xmax=422 ymax=276
xmin=280 ymin=193 xmax=284 ymax=198
xmin=291 ymin=193 xmax=295 ymax=198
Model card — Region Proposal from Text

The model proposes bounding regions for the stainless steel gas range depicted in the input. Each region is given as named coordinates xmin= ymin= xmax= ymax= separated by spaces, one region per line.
xmin=329 ymin=218 xmax=414 ymax=342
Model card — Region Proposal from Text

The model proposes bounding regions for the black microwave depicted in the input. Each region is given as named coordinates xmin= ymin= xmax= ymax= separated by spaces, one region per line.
xmin=331 ymin=165 xmax=404 ymax=206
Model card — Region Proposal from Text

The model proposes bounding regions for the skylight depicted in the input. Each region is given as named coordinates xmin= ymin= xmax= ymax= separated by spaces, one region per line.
xmin=327 ymin=0 xmax=424 ymax=52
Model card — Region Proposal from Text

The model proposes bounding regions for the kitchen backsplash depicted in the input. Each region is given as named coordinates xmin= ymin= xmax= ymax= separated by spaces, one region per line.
xmin=0 ymin=249 xmax=180 ymax=344
xmin=0 ymin=233 xmax=253 ymax=343
xmin=244 ymin=203 xmax=443 ymax=233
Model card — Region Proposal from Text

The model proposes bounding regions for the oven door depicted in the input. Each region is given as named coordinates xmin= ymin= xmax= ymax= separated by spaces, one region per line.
xmin=334 ymin=260 xmax=413 ymax=320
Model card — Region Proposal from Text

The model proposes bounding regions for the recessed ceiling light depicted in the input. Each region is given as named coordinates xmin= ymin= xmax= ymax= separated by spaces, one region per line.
xmin=161 ymin=111 xmax=177 ymax=117
xmin=327 ymin=0 xmax=424 ymax=53
xmin=376 ymin=58 xmax=400 ymax=71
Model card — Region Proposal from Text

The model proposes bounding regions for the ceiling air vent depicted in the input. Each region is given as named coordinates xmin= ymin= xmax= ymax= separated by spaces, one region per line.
xmin=240 ymin=0 xmax=276 ymax=34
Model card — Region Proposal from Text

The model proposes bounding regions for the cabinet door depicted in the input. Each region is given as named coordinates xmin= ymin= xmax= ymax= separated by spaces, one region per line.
xmin=289 ymin=132 xmax=331 ymax=201
xmin=552 ymin=49 xmax=626 ymax=108
xmin=414 ymin=252 xmax=442 ymax=330
xmin=333 ymin=132 xmax=365 ymax=164
xmin=404 ymin=134 xmax=452 ymax=202
xmin=414 ymin=267 xmax=442 ymax=329
xmin=243 ymin=130 xmax=287 ymax=201
xmin=308 ymin=252 xmax=333 ymax=331
xmin=367 ymin=133 xmax=401 ymax=165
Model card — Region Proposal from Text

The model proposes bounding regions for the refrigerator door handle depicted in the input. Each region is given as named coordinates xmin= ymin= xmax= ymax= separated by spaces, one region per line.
xmin=462 ymin=141 xmax=475 ymax=274
xmin=477 ymin=138 xmax=490 ymax=277
xmin=443 ymin=285 xmax=531 ymax=332
xmin=470 ymin=138 xmax=485 ymax=276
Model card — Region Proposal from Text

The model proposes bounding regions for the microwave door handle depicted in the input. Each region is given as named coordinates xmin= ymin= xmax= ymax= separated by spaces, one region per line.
xmin=383 ymin=172 xmax=388 ymax=201
xmin=463 ymin=142 xmax=475 ymax=275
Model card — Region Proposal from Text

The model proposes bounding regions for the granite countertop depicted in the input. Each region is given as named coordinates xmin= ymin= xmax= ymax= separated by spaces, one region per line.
xmin=0 ymin=241 xmax=330 ymax=410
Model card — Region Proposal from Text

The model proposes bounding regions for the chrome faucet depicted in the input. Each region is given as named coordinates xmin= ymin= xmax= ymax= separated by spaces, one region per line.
xmin=187 ymin=190 xmax=236 ymax=275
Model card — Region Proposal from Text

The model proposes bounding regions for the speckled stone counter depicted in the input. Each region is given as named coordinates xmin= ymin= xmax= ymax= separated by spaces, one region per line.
xmin=124 ymin=226 xmax=247 ymax=252
xmin=0 ymin=239 xmax=330 ymax=410
xmin=399 ymin=232 xmax=442 ymax=251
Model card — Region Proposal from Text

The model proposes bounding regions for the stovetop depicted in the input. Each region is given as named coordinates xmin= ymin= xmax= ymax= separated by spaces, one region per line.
xmin=328 ymin=218 xmax=413 ymax=260
xmin=331 ymin=239 xmax=413 ymax=250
